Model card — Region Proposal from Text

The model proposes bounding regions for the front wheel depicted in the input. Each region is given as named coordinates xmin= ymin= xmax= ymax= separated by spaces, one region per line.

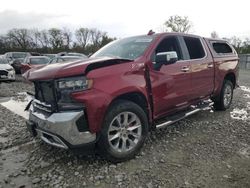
xmin=97 ymin=100 xmax=149 ymax=163
xmin=214 ymin=80 xmax=234 ymax=110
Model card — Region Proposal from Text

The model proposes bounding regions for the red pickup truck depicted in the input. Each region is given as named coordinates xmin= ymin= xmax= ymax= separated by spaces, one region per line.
xmin=26 ymin=32 xmax=239 ymax=162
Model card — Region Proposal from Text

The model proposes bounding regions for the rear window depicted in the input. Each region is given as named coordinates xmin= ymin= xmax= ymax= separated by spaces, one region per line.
xmin=212 ymin=42 xmax=233 ymax=54
xmin=12 ymin=52 xmax=27 ymax=59
xmin=30 ymin=58 xmax=49 ymax=65
xmin=184 ymin=37 xmax=205 ymax=59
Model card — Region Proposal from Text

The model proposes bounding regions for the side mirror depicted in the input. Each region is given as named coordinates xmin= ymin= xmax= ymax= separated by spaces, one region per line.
xmin=155 ymin=51 xmax=178 ymax=65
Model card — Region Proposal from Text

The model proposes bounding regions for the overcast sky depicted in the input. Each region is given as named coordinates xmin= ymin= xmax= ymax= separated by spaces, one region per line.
xmin=0 ymin=0 xmax=249 ymax=38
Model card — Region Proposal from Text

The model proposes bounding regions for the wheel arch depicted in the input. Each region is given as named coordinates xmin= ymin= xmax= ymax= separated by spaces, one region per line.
xmin=224 ymin=72 xmax=236 ymax=88
xmin=110 ymin=92 xmax=149 ymax=118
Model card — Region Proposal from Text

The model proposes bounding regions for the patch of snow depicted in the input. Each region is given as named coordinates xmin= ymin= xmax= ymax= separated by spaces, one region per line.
xmin=240 ymin=86 xmax=250 ymax=93
xmin=243 ymin=94 xmax=250 ymax=99
xmin=230 ymin=108 xmax=248 ymax=121
xmin=0 ymin=93 xmax=32 ymax=120
xmin=239 ymin=146 xmax=250 ymax=158
xmin=247 ymin=102 xmax=250 ymax=109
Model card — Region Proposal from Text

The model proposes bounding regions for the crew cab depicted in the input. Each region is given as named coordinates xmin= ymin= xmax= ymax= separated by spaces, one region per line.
xmin=25 ymin=32 xmax=239 ymax=162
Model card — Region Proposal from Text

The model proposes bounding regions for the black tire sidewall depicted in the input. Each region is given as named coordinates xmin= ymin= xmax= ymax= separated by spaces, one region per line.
xmin=98 ymin=100 xmax=149 ymax=162
xmin=218 ymin=80 xmax=233 ymax=110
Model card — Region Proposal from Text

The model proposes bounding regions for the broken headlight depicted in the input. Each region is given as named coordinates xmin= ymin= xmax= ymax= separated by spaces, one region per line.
xmin=56 ymin=76 xmax=93 ymax=111
xmin=57 ymin=76 xmax=93 ymax=91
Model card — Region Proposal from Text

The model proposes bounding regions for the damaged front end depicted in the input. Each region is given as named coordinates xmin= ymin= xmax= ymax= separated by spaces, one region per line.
xmin=24 ymin=57 xmax=132 ymax=153
xmin=26 ymin=78 xmax=96 ymax=153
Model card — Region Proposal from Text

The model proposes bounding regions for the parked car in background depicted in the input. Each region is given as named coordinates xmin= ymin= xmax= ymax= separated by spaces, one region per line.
xmin=44 ymin=54 xmax=56 ymax=59
xmin=57 ymin=52 xmax=88 ymax=58
xmin=20 ymin=56 xmax=50 ymax=74
xmin=49 ymin=56 xmax=86 ymax=64
xmin=8 ymin=52 xmax=43 ymax=73
xmin=0 ymin=57 xmax=15 ymax=81
xmin=3 ymin=52 xmax=29 ymax=63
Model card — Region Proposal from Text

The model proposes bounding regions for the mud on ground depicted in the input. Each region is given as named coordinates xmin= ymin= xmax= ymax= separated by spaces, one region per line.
xmin=0 ymin=72 xmax=249 ymax=188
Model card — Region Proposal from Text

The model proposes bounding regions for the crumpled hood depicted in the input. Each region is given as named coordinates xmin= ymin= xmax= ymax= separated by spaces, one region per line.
xmin=25 ymin=57 xmax=132 ymax=81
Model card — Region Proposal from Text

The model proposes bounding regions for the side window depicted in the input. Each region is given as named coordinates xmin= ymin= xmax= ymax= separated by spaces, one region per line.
xmin=212 ymin=42 xmax=233 ymax=54
xmin=57 ymin=58 xmax=64 ymax=62
xmin=184 ymin=37 xmax=205 ymax=59
xmin=50 ymin=59 xmax=57 ymax=64
xmin=154 ymin=37 xmax=183 ymax=61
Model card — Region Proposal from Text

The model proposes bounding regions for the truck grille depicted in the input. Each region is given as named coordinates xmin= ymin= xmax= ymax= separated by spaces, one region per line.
xmin=34 ymin=81 xmax=57 ymax=113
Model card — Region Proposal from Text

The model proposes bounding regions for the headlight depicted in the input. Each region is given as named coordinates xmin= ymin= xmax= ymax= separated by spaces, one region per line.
xmin=57 ymin=76 xmax=93 ymax=91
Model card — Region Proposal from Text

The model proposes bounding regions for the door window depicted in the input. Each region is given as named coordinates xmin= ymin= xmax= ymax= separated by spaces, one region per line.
xmin=153 ymin=37 xmax=183 ymax=61
xmin=183 ymin=37 xmax=205 ymax=59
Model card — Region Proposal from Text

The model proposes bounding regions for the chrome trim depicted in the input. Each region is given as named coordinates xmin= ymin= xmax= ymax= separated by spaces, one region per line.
xmin=29 ymin=107 xmax=96 ymax=146
xmin=33 ymin=103 xmax=52 ymax=113
xmin=181 ymin=66 xmax=190 ymax=72
xmin=36 ymin=129 xmax=68 ymax=149
xmin=156 ymin=101 xmax=214 ymax=129
xmin=207 ymin=64 xmax=214 ymax=68
xmin=33 ymin=99 xmax=52 ymax=108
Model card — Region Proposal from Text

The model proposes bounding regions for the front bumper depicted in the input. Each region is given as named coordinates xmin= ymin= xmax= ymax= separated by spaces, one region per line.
xmin=0 ymin=69 xmax=15 ymax=80
xmin=28 ymin=107 xmax=96 ymax=150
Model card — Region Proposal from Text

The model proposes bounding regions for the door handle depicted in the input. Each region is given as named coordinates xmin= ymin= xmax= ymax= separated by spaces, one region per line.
xmin=181 ymin=66 xmax=190 ymax=72
xmin=207 ymin=64 xmax=213 ymax=68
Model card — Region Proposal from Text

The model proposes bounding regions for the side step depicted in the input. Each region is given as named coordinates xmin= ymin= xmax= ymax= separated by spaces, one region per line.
xmin=156 ymin=100 xmax=214 ymax=129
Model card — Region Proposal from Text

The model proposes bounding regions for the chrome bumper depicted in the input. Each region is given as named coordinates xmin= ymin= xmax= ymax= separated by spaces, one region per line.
xmin=29 ymin=106 xmax=96 ymax=149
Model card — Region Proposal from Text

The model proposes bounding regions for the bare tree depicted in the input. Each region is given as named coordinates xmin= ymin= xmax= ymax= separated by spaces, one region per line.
xmin=0 ymin=27 xmax=116 ymax=54
xmin=89 ymin=28 xmax=103 ymax=47
xmin=75 ymin=28 xmax=90 ymax=50
xmin=48 ymin=28 xmax=64 ymax=49
xmin=62 ymin=27 xmax=72 ymax=50
xmin=164 ymin=15 xmax=192 ymax=33
xmin=7 ymin=28 xmax=32 ymax=50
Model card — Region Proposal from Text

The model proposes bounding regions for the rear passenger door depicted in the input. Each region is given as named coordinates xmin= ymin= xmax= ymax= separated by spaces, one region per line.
xmin=181 ymin=36 xmax=214 ymax=101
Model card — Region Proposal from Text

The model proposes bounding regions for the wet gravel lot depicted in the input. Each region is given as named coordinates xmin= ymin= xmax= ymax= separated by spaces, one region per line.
xmin=0 ymin=70 xmax=250 ymax=188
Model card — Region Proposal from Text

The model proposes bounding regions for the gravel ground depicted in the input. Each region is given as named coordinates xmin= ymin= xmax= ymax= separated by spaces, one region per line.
xmin=0 ymin=71 xmax=250 ymax=188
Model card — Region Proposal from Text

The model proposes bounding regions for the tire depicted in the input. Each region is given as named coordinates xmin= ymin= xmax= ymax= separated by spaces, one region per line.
xmin=97 ymin=99 xmax=149 ymax=163
xmin=214 ymin=80 xmax=234 ymax=111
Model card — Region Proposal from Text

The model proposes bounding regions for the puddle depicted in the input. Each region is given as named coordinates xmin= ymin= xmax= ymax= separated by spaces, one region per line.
xmin=239 ymin=146 xmax=250 ymax=158
xmin=0 ymin=92 xmax=32 ymax=120
xmin=230 ymin=108 xmax=248 ymax=121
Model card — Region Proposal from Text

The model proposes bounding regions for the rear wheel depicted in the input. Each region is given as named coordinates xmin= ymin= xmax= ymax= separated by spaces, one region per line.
xmin=214 ymin=80 xmax=233 ymax=110
xmin=98 ymin=100 xmax=149 ymax=163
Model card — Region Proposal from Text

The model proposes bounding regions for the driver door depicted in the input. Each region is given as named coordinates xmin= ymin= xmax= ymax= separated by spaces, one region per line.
xmin=149 ymin=36 xmax=192 ymax=118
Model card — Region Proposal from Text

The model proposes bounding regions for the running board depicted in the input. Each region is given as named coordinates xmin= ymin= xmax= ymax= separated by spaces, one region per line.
xmin=156 ymin=101 xmax=214 ymax=129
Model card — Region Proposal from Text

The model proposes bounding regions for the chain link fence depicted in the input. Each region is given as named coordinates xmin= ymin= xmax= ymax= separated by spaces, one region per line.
xmin=239 ymin=54 xmax=250 ymax=69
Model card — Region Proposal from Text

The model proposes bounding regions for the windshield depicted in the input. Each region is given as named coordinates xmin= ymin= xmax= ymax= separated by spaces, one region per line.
xmin=62 ymin=57 xmax=83 ymax=61
xmin=12 ymin=52 xmax=28 ymax=59
xmin=92 ymin=35 xmax=155 ymax=60
xmin=50 ymin=57 xmax=83 ymax=64
xmin=30 ymin=58 xmax=50 ymax=65
xmin=0 ymin=58 xmax=8 ymax=64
